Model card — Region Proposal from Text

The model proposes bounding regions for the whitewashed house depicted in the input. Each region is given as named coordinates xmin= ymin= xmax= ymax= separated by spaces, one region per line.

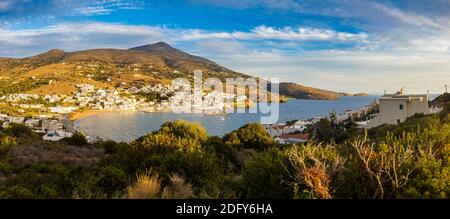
xmin=265 ymin=125 xmax=285 ymax=138
xmin=362 ymin=90 xmax=434 ymax=129
xmin=49 ymin=106 xmax=78 ymax=114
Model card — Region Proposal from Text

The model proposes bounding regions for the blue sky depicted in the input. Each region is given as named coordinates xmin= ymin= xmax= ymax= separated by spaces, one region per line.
xmin=0 ymin=0 xmax=449 ymax=94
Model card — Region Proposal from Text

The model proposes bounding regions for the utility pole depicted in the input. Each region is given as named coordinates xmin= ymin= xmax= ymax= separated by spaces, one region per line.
xmin=445 ymin=85 xmax=448 ymax=93
xmin=427 ymin=90 xmax=430 ymax=96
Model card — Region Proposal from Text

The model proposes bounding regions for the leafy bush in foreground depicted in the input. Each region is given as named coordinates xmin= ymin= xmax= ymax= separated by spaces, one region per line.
xmin=0 ymin=109 xmax=448 ymax=199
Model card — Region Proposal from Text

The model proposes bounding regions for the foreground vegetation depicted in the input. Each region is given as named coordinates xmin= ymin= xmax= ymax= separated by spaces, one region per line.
xmin=0 ymin=102 xmax=448 ymax=199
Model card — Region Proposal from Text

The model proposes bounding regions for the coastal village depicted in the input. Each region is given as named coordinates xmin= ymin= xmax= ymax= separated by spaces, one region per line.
xmin=0 ymin=82 xmax=445 ymax=143
xmin=0 ymin=83 xmax=170 ymax=141
xmin=0 ymin=82 xmax=250 ymax=141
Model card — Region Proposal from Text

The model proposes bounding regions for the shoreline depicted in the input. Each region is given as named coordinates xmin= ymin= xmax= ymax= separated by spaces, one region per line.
xmin=68 ymin=108 xmax=174 ymax=121
xmin=65 ymin=95 xmax=376 ymax=142
xmin=68 ymin=110 xmax=116 ymax=121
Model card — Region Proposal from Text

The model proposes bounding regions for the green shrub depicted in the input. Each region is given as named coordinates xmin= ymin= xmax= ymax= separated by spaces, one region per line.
xmin=158 ymin=120 xmax=208 ymax=143
xmin=62 ymin=131 xmax=88 ymax=146
xmin=0 ymin=135 xmax=17 ymax=156
xmin=223 ymin=123 xmax=274 ymax=150
xmin=96 ymin=165 xmax=129 ymax=197
xmin=0 ymin=185 xmax=34 ymax=199
xmin=242 ymin=147 xmax=293 ymax=199
xmin=8 ymin=123 xmax=34 ymax=138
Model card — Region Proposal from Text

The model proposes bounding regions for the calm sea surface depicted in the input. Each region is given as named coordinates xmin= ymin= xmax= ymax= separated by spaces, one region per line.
xmin=75 ymin=96 xmax=379 ymax=142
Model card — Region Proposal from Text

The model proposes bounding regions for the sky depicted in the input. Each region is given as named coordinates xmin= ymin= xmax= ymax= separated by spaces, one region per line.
xmin=0 ymin=0 xmax=449 ymax=94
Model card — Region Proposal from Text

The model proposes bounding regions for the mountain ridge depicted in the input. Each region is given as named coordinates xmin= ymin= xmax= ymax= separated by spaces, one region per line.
xmin=0 ymin=42 xmax=356 ymax=100
xmin=278 ymin=82 xmax=362 ymax=100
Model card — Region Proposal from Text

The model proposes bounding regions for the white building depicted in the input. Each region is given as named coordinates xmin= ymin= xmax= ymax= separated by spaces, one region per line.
xmin=10 ymin=117 xmax=25 ymax=124
xmin=49 ymin=106 xmax=78 ymax=114
xmin=25 ymin=118 xmax=41 ymax=128
xmin=362 ymin=91 xmax=433 ymax=129
xmin=265 ymin=125 xmax=285 ymax=138
xmin=42 ymin=120 xmax=64 ymax=132
xmin=275 ymin=133 xmax=310 ymax=144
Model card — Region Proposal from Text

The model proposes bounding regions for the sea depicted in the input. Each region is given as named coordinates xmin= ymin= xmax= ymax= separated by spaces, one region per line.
xmin=74 ymin=96 xmax=380 ymax=142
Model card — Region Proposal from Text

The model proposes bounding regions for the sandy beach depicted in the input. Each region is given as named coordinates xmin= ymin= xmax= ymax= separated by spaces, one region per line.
xmin=68 ymin=110 xmax=111 ymax=121
xmin=68 ymin=108 xmax=174 ymax=121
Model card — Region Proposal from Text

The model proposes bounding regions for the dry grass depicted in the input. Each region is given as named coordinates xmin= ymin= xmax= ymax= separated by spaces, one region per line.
xmin=127 ymin=171 xmax=193 ymax=199
xmin=162 ymin=174 xmax=193 ymax=199
xmin=127 ymin=170 xmax=162 ymax=199
xmin=21 ymin=63 xmax=74 ymax=79
xmin=11 ymin=143 xmax=103 ymax=167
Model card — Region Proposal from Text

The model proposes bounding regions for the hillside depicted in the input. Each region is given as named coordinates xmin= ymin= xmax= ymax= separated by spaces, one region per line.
xmin=279 ymin=82 xmax=352 ymax=100
xmin=0 ymin=42 xmax=348 ymax=100
xmin=431 ymin=92 xmax=450 ymax=107
xmin=0 ymin=42 xmax=247 ymax=96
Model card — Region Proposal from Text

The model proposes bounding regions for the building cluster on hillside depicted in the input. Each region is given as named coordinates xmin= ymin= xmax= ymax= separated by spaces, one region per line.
xmin=262 ymin=103 xmax=376 ymax=145
xmin=0 ymin=83 xmax=181 ymax=141
xmin=0 ymin=114 xmax=73 ymax=141
xmin=126 ymin=84 xmax=173 ymax=98
xmin=264 ymin=119 xmax=315 ymax=144
xmin=73 ymin=84 xmax=143 ymax=111
xmin=170 ymin=89 xmax=249 ymax=114
xmin=0 ymin=94 xmax=39 ymax=102
xmin=331 ymin=102 xmax=378 ymax=124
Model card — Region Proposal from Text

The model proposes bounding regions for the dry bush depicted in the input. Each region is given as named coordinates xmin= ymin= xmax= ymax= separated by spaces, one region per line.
xmin=288 ymin=142 xmax=345 ymax=199
xmin=127 ymin=170 xmax=161 ymax=199
xmin=351 ymin=133 xmax=415 ymax=199
xmin=127 ymin=171 xmax=193 ymax=199
xmin=162 ymin=174 xmax=193 ymax=199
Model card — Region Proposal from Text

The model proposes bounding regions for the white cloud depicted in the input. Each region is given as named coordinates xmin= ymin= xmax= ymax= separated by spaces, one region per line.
xmin=373 ymin=3 xmax=443 ymax=29
xmin=76 ymin=0 xmax=144 ymax=16
xmin=0 ymin=22 xmax=370 ymax=57
xmin=77 ymin=6 xmax=114 ymax=16
xmin=211 ymin=49 xmax=450 ymax=94
xmin=0 ymin=22 xmax=169 ymax=56
xmin=0 ymin=0 xmax=144 ymax=18
xmin=0 ymin=21 xmax=448 ymax=94
xmin=178 ymin=26 xmax=368 ymax=43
